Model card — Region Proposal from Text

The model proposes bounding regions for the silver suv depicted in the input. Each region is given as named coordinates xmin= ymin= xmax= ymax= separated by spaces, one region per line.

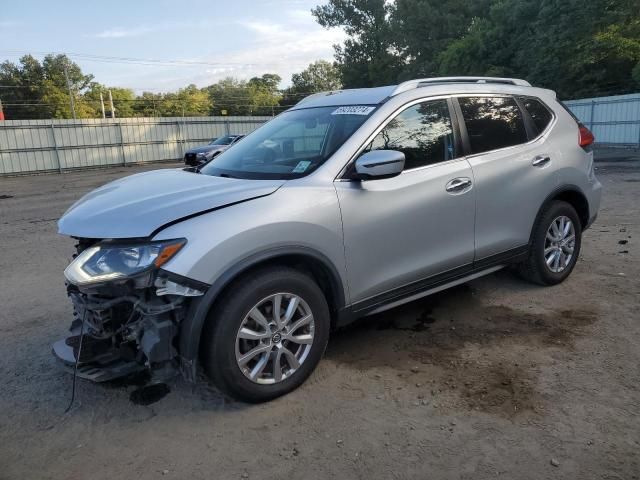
xmin=54 ymin=77 xmax=601 ymax=402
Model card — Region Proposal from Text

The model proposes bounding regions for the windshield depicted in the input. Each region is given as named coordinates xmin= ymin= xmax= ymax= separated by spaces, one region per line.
xmin=200 ymin=106 xmax=375 ymax=179
xmin=210 ymin=135 xmax=236 ymax=145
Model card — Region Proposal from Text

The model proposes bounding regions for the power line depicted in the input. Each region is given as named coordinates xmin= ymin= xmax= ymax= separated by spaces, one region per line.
xmin=0 ymin=50 xmax=306 ymax=68
xmin=0 ymin=84 xmax=321 ymax=97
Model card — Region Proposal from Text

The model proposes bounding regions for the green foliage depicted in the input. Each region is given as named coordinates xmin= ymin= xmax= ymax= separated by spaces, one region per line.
xmin=83 ymin=84 xmax=136 ymax=118
xmin=633 ymin=62 xmax=640 ymax=86
xmin=205 ymin=74 xmax=282 ymax=116
xmin=0 ymin=56 xmax=285 ymax=119
xmin=3 ymin=0 xmax=638 ymax=120
xmin=247 ymin=74 xmax=283 ymax=115
xmin=280 ymin=60 xmax=343 ymax=108
xmin=437 ymin=0 xmax=640 ymax=98
xmin=290 ymin=60 xmax=342 ymax=94
xmin=392 ymin=0 xmax=492 ymax=79
xmin=312 ymin=0 xmax=403 ymax=87
xmin=0 ymin=54 xmax=94 ymax=119
xmin=131 ymin=92 xmax=164 ymax=117
xmin=313 ymin=0 xmax=640 ymax=98
xmin=154 ymin=84 xmax=211 ymax=117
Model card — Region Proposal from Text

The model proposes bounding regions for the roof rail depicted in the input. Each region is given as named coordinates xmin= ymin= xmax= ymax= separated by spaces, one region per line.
xmin=391 ymin=76 xmax=531 ymax=96
xmin=295 ymin=89 xmax=349 ymax=105
xmin=296 ymin=91 xmax=332 ymax=105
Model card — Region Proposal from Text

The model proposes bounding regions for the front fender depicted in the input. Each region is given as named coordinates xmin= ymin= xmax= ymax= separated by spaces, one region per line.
xmin=151 ymin=185 xmax=348 ymax=379
xmin=177 ymin=245 xmax=346 ymax=379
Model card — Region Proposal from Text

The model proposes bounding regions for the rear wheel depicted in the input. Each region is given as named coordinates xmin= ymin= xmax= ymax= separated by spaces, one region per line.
xmin=519 ymin=200 xmax=582 ymax=285
xmin=201 ymin=266 xmax=330 ymax=402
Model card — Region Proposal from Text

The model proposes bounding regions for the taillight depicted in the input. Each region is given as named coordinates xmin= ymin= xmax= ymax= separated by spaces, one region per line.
xmin=578 ymin=124 xmax=594 ymax=147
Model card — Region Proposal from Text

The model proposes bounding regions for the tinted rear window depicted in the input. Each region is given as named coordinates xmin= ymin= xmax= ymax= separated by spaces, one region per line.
xmin=521 ymin=97 xmax=553 ymax=134
xmin=458 ymin=96 xmax=528 ymax=154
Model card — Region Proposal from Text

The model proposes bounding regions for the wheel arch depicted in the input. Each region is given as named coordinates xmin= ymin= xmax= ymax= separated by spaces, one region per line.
xmin=178 ymin=246 xmax=346 ymax=380
xmin=530 ymin=185 xmax=590 ymax=242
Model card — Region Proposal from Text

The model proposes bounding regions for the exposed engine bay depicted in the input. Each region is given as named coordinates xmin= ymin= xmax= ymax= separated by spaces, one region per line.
xmin=52 ymin=238 xmax=204 ymax=385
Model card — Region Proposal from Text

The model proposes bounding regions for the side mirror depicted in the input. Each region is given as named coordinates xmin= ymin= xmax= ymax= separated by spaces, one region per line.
xmin=353 ymin=150 xmax=405 ymax=180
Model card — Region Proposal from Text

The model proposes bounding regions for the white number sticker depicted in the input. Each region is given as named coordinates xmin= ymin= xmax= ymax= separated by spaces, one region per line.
xmin=331 ymin=106 xmax=375 ymax=116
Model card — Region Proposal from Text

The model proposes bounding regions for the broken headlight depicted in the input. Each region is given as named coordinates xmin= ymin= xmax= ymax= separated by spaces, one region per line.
xmin=64 ymin=239 xmax=186 ymax=286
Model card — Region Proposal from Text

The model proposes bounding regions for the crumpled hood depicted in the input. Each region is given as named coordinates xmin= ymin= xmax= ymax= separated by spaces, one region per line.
xmin=186 ymin=145 xmax=226 ymax=155
xmin=58 ymin=169 xmax=285 ymax=239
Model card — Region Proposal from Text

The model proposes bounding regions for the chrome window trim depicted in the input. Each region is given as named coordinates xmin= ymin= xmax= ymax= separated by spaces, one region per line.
xmin=517 ymin=95 xmax=557 ymax=138
xmin=453 ymin=93 xmax=557 ymax=159
xmin=335 ymin=94 xmax=462 ymax=180
xmin=334 ymin=92 xmax=559 ymax=180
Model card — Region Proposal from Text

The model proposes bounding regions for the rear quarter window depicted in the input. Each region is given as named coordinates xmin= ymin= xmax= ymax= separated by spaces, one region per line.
xmin=458 ymin=96 xmax=528 ymax=154
xmin=520 ymin=97 xmax=554 ymax=135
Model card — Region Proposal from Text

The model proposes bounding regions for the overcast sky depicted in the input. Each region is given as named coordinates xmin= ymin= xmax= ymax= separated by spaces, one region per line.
xmin=0 ymin=0 xmax=345 ymax=92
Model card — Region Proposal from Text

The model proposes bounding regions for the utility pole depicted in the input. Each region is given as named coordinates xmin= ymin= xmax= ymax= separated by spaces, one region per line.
xmin=63 ymin=62 xmax=77 ymax=119
xmin=99 ymin=92 xmax=106 ymax=119
xmin=108 ymin=90 xmax=116 ymax=118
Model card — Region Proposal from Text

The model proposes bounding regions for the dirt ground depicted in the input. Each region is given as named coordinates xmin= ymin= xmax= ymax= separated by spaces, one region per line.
xmin=1 ymin=159 xmax=639 ymax=480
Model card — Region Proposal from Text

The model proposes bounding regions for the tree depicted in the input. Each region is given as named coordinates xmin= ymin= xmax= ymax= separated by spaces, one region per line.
xmin=391 ymin=0 xmax=492 ymax=79
xmin=313 ymin=0 xmax=640 ymax=98
xmin=312 ymin=0 xmax=403 ymax=88
xmin=0 ymin=54 xmax=93 ymax=119
xmin=290 ymin=60 xmax=342 ymax=94
xmin=247 ymin=74 xmax=283 ymax=115
xmin=0 ymin=55 xmax=45 ymax=119
xmin=280 ymin=60 xmax=342 ymax=108
xmin=156 ymin=84 xmax=211 ymax=116
xmin=205 ymin=74 xmax=282 ymax=116
xmin=132 ymin=91 xmax=163 ymax=117
xmin=206 ymin=77 xmax=253 ymax=115
xmin=435 ymin=0 xmax=640 ymax=98
xmin=83 ymin=84 xmax=136 ymax=118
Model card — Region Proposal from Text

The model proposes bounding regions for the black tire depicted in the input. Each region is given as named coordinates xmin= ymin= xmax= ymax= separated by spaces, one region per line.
xmin=201 ymin=266 xmax=330 ymax=403
xmin=519 ymin=200 xmax=582 ymax=285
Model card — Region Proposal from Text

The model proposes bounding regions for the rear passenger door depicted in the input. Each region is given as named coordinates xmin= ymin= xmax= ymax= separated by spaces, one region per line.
xmin=454 ymin=95 xmax=558 ymax=263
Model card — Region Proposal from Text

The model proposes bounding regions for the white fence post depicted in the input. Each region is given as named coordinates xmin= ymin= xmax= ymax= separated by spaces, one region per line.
xmin=50 ymin=121 xmax=63 ymax=173
xmin=118 ymin=120 xmax=126 ymax=166
xmin=589 ymin=100 xmax=596 ymax=131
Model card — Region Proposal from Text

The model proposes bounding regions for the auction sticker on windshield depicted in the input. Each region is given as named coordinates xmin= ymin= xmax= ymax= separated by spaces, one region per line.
xmin=292 ymin=160 xmax=312 ymax=173
xmin=331 ymin=106 xmax=375 ymax=115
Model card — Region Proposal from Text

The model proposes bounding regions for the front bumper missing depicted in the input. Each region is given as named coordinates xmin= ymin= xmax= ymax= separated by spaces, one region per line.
xmin=52 ymin=337 xmax=144 ymax=382
xmin=52 ymin=271 xmax=204 ymax=384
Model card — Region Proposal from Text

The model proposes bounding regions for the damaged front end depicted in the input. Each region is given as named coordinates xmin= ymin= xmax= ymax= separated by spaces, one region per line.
xmin=52 ymin=238 xmax=206 ymax=384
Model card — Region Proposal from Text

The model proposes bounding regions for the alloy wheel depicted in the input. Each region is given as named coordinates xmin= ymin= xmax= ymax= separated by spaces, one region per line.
xmin=235 ymin=293 xmax=315 ymax=384
xmin=544 ymin=215 xmax=576 ymax=273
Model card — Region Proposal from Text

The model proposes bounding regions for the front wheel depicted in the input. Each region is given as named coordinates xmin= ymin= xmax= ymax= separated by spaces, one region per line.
xmin=519 ymin=200 xmax=582 ymax=285
xmin=201 ymin=266 xmax=330 ymax=402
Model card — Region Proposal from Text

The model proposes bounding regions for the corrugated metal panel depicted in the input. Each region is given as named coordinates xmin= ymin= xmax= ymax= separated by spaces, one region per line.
xmin=564 ymin=93 xmax=640 ymax=146
xmin=0 ymin=116 xmax=271 ymax=175
xmin=4 ymin=93 xmax=637 ymax=175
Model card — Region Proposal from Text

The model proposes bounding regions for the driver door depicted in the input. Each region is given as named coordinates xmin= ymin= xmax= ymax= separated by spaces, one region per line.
xmin=334 ymin=98 xmax=476 ymax=308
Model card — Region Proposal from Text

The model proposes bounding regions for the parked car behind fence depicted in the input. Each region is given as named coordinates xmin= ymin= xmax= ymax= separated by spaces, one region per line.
xmin=183 ymin=135 xmax=244 ymax=166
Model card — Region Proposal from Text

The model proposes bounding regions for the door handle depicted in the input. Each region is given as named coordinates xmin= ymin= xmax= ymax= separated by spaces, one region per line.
xmin=532 ymin=155 xmax=551 ymax=167
xmin=445 ymin=177 xmax=472 ymax=194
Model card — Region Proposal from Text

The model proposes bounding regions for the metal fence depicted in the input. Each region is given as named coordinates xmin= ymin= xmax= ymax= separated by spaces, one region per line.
xmin=564 ymin=93 xmax=640 ymax=147
xmin=2 ymin=92 xmax=639 ymax=175
xmin=0 ymin=116 xmax=271 ymax=176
